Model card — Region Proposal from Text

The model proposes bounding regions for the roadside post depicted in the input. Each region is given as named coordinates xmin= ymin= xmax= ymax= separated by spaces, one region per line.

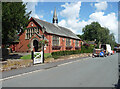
xmin=31 ymin=51 xmax=34 ymax=60
xmin=31 ymin=51 xmax=34 ymax=65
xmin=42 ymin=26 xmax=46 ymax=63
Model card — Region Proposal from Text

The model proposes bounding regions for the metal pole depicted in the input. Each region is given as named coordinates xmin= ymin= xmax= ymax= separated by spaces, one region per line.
xmin=31 ymin=51 xmax=34 ymax=60
xmin=42 ymin=35 xmax=44 ymax=63
xmin=31 ymin=51 xmax=34 ymax=64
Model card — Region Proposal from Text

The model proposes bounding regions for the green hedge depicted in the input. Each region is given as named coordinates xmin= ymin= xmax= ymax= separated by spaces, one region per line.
xmin=52 ymin=48 xmax=93 ymax=59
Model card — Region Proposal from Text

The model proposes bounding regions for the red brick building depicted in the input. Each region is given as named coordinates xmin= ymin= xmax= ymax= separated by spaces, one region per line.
xmin=13 ymin=9 xmax=81 ymax=53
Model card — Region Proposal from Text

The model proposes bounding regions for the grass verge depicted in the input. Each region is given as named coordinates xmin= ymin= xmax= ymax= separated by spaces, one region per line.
xmin=20 ymin=53 xmax=52 ymax=60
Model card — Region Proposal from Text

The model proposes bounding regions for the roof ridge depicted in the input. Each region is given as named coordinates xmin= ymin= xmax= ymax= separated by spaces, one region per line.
xmin=32 ymin=17 xmax=69 ymax=30
xmin=58 ymin=26 xmax=73 ymax=32
xmin=53 ymin=24 xmax=62 ymax=30
xmin=31 ymin=17 xmax=80 ymax=40
xmin=32 ymin=17 xmax=55 ymax=25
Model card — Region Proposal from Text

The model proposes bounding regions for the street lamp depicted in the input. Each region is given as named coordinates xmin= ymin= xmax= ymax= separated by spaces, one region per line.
xmin=42 ymin=26 xmax=46 ymax=63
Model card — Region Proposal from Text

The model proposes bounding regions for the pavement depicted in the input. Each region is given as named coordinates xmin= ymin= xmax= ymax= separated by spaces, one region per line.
xmin=2 ymin=53 xmax=118 ymax=87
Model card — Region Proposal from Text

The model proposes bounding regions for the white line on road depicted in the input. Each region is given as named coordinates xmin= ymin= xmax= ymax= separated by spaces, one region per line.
xmin=0 ymin=58 xmax=89 ymax=82
xmin=0 ymin=69 xmax=45 ymax=82
xmin=58 ymin=58 xmax=88 ymax=67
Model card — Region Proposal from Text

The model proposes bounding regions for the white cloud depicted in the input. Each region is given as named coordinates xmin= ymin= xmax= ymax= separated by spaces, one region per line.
xmin=60 ymin=1 xmax=81 ymax=20
xmin=90 ymin=3 xmax=94 ymax=7
xmin=23 ymin=0 xmax=43 ymax=19
xmin=58 ymin=1 xmax=118 ymax=42
xmin=40 ymin=15 xmax=43 ymax=18
xmin=95 ymin=1 xmax=108 ymax=11
xmin=59 ymin=1 xmax=82 ymax=33
xmin=34 ymin=14 xmax=39 ymax=19
xmin=89 ymin=12 xmax=118 ymax=41
xmin=58 ymin=19 xmax=66 ymax=27
xmin=51 ymin=10 xmax=53 ymax=14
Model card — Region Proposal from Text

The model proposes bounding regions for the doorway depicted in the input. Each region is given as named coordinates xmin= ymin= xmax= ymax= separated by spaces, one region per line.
xmin=33 ymin=40 xmax=38 ymax=52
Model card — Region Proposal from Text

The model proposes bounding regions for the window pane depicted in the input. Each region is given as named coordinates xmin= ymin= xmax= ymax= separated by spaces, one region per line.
xmin=52 ymin=35 xmax=59 ymax=46
xmin=66 ymin=38 xmax=71 ymax=46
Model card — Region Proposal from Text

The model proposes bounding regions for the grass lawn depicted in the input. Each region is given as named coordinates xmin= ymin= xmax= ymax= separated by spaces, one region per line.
xmin=20 ymin=53 xmax=52 ymax=60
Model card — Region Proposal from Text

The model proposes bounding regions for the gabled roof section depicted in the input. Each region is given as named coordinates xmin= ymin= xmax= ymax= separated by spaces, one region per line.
xmin=34 ymin=32 xmax=42 ymax=38
xmin=31 ymin=32 xmax=48 ymax=41
xmin=31 ymin=17 xmax=81 ymax=40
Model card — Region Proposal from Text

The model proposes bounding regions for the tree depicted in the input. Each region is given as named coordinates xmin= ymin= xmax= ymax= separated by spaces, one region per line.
xmin=81 ymin=21 xmax=116 ymax=48
xmin=2 ymin=2 xmax=31 ymax=45
xmin=82 ymin=22 xmax=101 ymax=43
xmin=77 ymin=34 xmax=83 ymax=40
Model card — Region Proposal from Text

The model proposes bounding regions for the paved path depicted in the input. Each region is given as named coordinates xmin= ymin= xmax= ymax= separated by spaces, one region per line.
xmin=2 ymin=54 xmax=118 ymax=87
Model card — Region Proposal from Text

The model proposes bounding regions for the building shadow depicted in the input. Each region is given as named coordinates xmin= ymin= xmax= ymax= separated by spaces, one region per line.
xmin=2 ymin=53 xmax=23 ymax=61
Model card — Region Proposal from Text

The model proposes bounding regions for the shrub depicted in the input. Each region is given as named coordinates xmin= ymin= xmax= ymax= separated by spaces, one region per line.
xmin=51 ymin=47 xmax=93 ymax=58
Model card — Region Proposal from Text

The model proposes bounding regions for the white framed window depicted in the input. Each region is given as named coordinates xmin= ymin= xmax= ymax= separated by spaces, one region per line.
xmin=75 ymin=40 xmax=79 ymax=47
xmin=52 ymin=35 xmax=59 ymax=46
xmin=25 ymin=27 xmax=39 ymax=39
xmin=66 ymin=38 xmax=71 ymax=46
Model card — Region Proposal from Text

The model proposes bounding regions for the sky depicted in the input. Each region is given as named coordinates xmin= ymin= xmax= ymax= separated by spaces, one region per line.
xmin=23 ymin=1 xmax=118 ymax=42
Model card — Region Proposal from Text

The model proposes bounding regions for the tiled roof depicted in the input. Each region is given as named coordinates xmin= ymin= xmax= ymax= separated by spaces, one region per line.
xmin=32 ymin=17 xmax=81 ymax=40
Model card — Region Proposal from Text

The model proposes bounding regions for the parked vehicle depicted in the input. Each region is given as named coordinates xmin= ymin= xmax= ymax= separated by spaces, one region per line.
xmin=114 ymin=46 xmax=120 ymax=52
xmin=100 ymin=44 xmax=113 ymax=55
xmin=92 ymin=48 xmax=106 ymax=58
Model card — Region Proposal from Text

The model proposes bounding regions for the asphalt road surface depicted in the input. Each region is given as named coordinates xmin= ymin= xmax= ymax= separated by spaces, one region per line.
xmin=2 ymin=53 xmax=118 ymax=87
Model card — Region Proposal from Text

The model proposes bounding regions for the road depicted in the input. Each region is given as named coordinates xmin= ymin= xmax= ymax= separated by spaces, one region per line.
xmin=2 ymin=53 xmax=118 ymax=87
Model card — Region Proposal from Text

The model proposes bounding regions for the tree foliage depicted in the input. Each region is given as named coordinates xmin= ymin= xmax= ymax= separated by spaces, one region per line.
xmin=2 ymin=2 xmax=31 ymax=45
xmin=80 ymin=22 xmax=116 ymax=49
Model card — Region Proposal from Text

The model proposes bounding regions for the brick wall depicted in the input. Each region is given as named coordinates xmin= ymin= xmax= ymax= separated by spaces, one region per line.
xmin=16 ymin=31 xmax=30 ymax=52
xmin=15 ymin=20 xmax=81 ymax=53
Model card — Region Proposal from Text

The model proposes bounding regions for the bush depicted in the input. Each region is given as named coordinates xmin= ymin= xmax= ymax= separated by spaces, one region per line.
xmin=51 ymin=46 xmax=93 ymax=58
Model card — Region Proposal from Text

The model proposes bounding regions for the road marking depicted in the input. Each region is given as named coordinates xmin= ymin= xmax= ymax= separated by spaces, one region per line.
xmin=58 ymin=62 xmax=73 ymax=66
xmin=0 ymin=69 xmax=45 ymax=82
xmin=0 ymin=57 xmax=89 ymax=82
xmin=58 ymin=58 xmax=88 ymax=67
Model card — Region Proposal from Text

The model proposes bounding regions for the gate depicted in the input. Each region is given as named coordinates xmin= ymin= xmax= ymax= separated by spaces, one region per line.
xmin=32 ymin=51 xmax=43 ymax=64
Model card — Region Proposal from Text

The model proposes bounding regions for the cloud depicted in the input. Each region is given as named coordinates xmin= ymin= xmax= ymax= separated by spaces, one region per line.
xmin=89 ymin=12 xmax=118 ymax=41
xmin=90 ymin=3 xmax=94 ymax=7
xmin=23 ymin=0 xmax=43 ymax=19
xmin=89 ymin=12 xmax=118 ymax=33
xmin=95 ymin=1 xmax=108 ymax=11
xmin=59 ymin=1 xmax=82 ymax=33
xmin=51 ymin=10 xmax=53 ymax=14
xmin=60 ymin=1 xmax=81 ymax=20
xmin=58 ymin=1 xmax=118 ymax=42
